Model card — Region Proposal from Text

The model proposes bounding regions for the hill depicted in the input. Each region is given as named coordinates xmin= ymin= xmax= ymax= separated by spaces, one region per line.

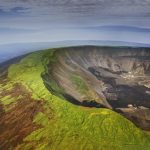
xmin=0 ymin=46 xmax=150 ymax=150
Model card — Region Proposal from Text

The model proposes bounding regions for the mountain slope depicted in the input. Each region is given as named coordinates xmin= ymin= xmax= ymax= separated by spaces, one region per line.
xmin=0 ymin=46 xmax=150 ymax=150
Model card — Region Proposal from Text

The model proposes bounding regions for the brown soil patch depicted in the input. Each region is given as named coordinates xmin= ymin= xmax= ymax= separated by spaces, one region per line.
xmin=0 ymin=84 xmax=47 ymax=150
xmin=0 ymin=83 xmax=30 ymax=98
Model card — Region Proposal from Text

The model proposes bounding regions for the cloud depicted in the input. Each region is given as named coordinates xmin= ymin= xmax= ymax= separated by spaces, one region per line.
xmin=0 ymin=27 xmax=36 ymax=34
xmin=0 ymin=0 xmax=150 ymax=17
xmin=10 ymin=7 xmax=29 ymax=13
xmin=0 ymin=6 xmax=29 ymax=17
xmin=84 ymin=25 xmax=150 ymax=33
xmin=0 ymin=0 xmax=150 ymax=45
xmin=0 ymin=0 xmax=150 ymax=30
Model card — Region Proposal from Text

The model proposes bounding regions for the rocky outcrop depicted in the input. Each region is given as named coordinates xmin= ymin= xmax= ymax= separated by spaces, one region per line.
xmin=43 ymin=46 xmax=150 ymax=130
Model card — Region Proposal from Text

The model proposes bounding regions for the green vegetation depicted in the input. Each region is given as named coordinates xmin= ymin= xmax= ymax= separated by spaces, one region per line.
xmin=0 ymin=48 xmax=149 ymax=150
xmin=41 ymin=49 xmax=65 ymax=98
xmin=70 ymin=74 xmax=89 ymax=95
xmin=1 ymin=95 xmax=15 ymax=106
xmin=70 ymin=74 xmax=103 ymax=102
xmin=0 ymin=82 xmax=22 ymax=111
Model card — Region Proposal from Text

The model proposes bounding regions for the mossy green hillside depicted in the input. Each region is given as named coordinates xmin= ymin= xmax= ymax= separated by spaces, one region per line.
xmin=1 ymin=95 xmax=15 ymax=106
xmin=6 ymin=48 xmax=150 ymax=150
xmin=70 ymin=74 xmax=89 ymax=95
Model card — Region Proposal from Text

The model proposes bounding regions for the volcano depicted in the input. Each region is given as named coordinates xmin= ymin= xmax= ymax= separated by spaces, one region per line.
xmin=0 ymin=46 xmax=150 ymax=150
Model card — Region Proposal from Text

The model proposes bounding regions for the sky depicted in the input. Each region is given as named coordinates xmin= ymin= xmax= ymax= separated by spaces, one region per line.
xmin=0 ymin=0 xmax=150 ymax=45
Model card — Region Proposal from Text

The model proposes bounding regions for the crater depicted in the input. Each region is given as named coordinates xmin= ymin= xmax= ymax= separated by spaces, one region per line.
xmin=42 ymin=46 xmax=150 ymax=130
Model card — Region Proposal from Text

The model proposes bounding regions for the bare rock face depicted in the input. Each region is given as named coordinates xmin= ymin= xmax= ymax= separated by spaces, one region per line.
xmin=43 ymin=46 xmax=150 ymax=130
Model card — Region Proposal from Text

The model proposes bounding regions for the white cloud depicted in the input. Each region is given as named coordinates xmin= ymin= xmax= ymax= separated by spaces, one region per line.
xmin=0 ymin=0 xmax=150 ymax=17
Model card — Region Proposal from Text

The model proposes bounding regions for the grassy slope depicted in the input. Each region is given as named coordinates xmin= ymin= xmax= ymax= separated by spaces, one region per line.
xmin=4 ymin=48 xmax=150 ymax=150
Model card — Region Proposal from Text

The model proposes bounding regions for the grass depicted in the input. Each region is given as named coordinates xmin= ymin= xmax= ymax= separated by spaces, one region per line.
xmin=70 ymin=74 xmax=104 ymax=103
xmin=0 ymin=82 xmax=22 ymax=111
xmin=70 ymin=74 xmax=89 ymax=95
xmin=1 ymin=95 xmax=15 ymax=106
xmin=3 ymin=48 xmax=150 ymax=150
